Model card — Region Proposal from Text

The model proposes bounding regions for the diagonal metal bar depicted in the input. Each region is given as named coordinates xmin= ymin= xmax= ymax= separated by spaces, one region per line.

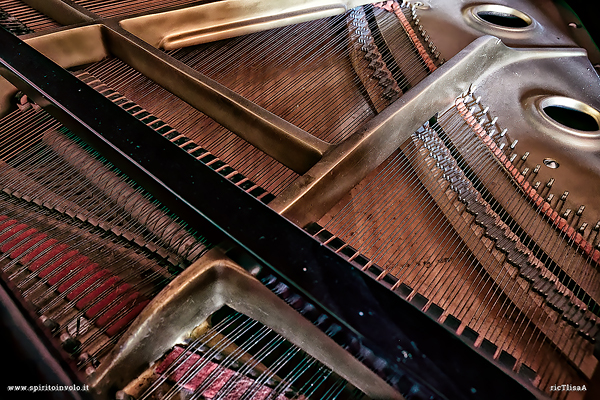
xmin=270 ymin=36 xmax=587 ymax=226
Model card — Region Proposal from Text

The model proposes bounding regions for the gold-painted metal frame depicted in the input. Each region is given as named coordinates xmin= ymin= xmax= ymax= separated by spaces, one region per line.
xmin=2 ymin=3 xmax=600 ymax=397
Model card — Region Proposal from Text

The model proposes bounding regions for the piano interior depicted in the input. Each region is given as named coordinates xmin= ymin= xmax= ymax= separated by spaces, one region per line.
xmin=1 ymin=1 xmax=600 ymax=399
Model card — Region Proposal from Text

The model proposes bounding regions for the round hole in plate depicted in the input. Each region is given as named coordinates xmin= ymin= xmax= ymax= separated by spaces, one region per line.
xmin=474 ymin=5 xmax=532 ymax=28
xmin=540 ymin=98 xmax=600 ymax=132
xmin=543 ymin=159 xmax=559 ymax=169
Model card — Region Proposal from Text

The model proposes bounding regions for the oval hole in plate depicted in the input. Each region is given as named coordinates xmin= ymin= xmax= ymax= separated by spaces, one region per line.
xmin=537 ymin=96 xmax=600 ymax=136
xmin=543 ymin=159 xmax=559 ymax=169
xmin=543 ymin=105 xmax=600 ymax=132
xmin=477 ymin=10 xmax=531 ymax=28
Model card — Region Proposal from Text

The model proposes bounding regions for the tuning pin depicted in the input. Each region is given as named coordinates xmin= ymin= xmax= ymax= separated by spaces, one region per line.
xmin=546 ymin=193 xmax=555 ymax=203
xmin=40 ymin=315 xmax=59 ymax=333
xmin=510 ymin=154 xmax=518 ymax=163
xmin=229 ymin=360 xmax=242 ymax=371
xmin=592 ymin=223 xmax=600 ymax=247
xmin=541 ymin=180 xmax=554 ymax=197
xmin=15 ymin=92 xmax=32 ymax=111
xmin=60 ymin=332 xmax=81 ymax=355
xmin=475 ymin=106 xmax=489 ymax=118
xmin=577 ymin=205 xmax=585 ymax=216
xmin=521 ymin=167 xmax=530 ymax=176
xmin=560 ymin=191 xmax=569 ymax=201
xmin=78 ymin=352 xmax=91 ymax=366
xmin=563 ymin=209 xmax=572 ymax=219
xmin=248 ymin=265 xmax=262 ymax=276
xmin=466 ymin=84 xmax=476 ymax=96
xmin=579 ymin=223 xmax=588 ymax=234
xmin=85 ymin=365 xmax=96 ymax=377
xmin=517 ymin=152 xmax=529 ymax=166
xmin=265 ymin=377 xmax=278 ymax=388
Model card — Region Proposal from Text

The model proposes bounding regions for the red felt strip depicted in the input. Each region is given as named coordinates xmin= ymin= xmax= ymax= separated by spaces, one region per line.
xmin=58 ymin=263 xmax=98 ymax=294
xmin=22 ymin=239 xmax=59 ymax=265
xmin=84 ymin=282 xmax=130 ymax=318
xmin=10 ymin=233 xmax=47 ymax=258
xmin=47 ymin=256 xmax=89 ymax=285
xmin=105 ymin=299 xmax=149 ymax=337
xmin=0 ymin=219 xmax=18 ymax=231
xmin=96 ymin=292 xmax=140 ymax=327
xmin=75 ymin=274 xmax=118 ymax=306
xmin=0 ymin=223 xmax=28 ymax=243
xmin=156 ymin=346 xmax=285 ymax=399
xmin=1 ymin=228 xmax=37 ymax=252
xmin=38 ymin=250 xmax=79 ymax=279
xmin=29 ymin=244 xmax=69 ymax=272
